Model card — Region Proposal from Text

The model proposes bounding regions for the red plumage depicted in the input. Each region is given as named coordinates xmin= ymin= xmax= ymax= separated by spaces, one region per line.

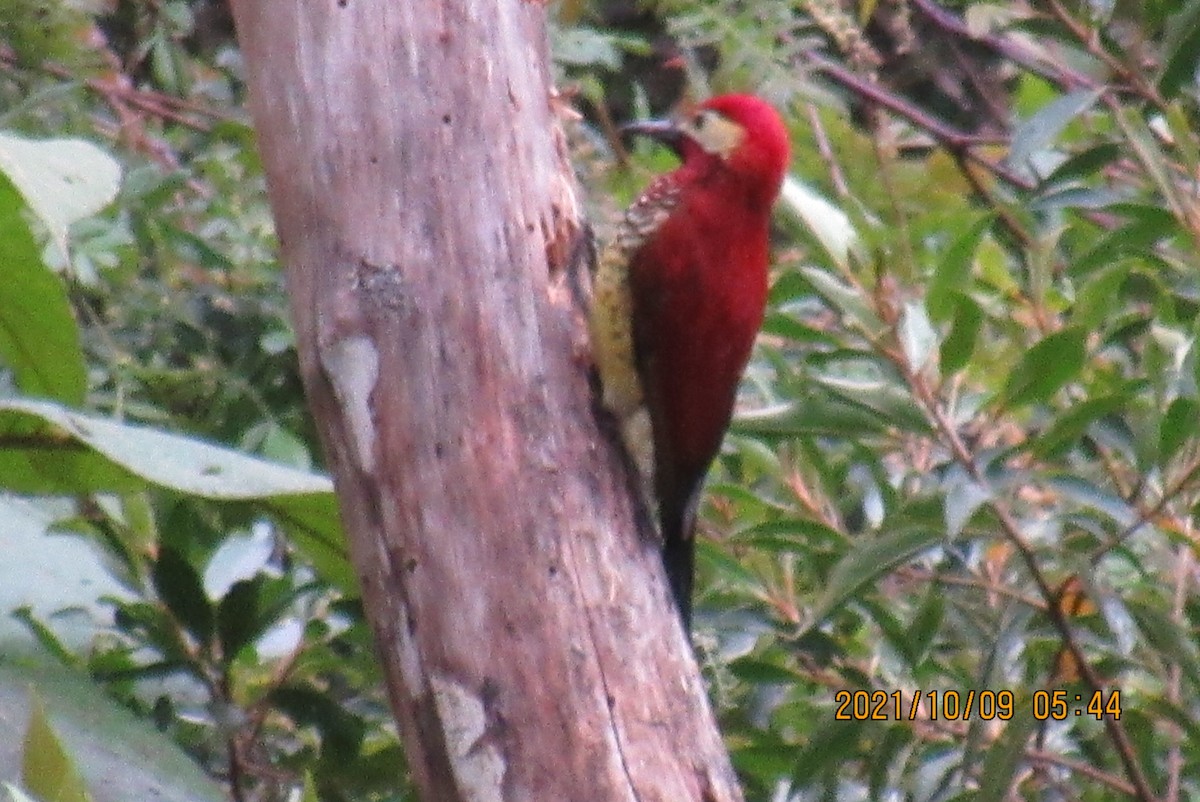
xmin=616 ymin=94 xmax=790 ymax=627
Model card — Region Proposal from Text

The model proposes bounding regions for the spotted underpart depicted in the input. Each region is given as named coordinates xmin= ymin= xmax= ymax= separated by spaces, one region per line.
xmin=586 ymin=94 xmax=789 ymax=631
xmin=590 ymin=174 xmax=681 ymax=503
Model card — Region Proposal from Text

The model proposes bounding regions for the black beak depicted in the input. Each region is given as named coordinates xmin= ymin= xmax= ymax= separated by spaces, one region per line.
xmin=620 ymin=118 xmax=685 ymax=156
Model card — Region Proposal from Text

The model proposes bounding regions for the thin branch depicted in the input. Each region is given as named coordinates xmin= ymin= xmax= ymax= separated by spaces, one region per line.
xmin=805 ymin=103 xmax=850 ymax=198
xmin=1026 ymin=747 xmax=1139 ymax=797
xmin=1043 ymin=0 xmax=1167 ymax=110
xmin=800 ymin=49 xmax=1035 ymax=191
xmin=909 ymin=0 xmax=1099 ymax=94
xmin=0 ymin=45 xmax=229 ymax=131
xmin=1165 ymin=533 xmax=1193 ymax=802
xmin=897 ymin=566 xmax=1046 ymax=611
xmin=1091 ymin=453 xmax=1200 ymax=565
xmin=883 ymin=347 xmax=1158 ymax=802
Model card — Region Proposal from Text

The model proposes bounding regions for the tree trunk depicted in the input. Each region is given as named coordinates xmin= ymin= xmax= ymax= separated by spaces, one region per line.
xmin=230 ymin=2 xmax=744 ymax=800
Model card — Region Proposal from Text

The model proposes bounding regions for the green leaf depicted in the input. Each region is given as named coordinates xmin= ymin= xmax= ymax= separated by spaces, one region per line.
xmin=1161 ymin=397 xmax=1200 ymax=465
xmin=975 ymin=701 xmax=1037 ymax=802
xmin=729 ymin=658 xmax=803 ymax=684
xmin=1029 ymin=388 xmax=1138 ymax=458
xmin=1007 ymin=88 xmax=1104 ymax=172
xmin=0 ymin=398 xmax=329 ymax=497
xmin=1028 ymin=185 xmax=1124 ymax=211
xmin=0 ymin=176 xmax=86 ymax=404
xmin=203 ymin=529 xmax=274 ymax=598
xmin=11 ymin=608 xmax=78 ymax=669
xmin=152 ymin=547 xmax=214 ymax=646
xmin=998 ymin=327 xmax=1086 ymax=409
xmin=1072 ymin=205 xmax=1175 ymax=277
xmin=1164 ymin=103 xmax=1200 ymax=179
xmin=939 ymin=296 xmax=983 ymax=374
xmin=1113 ymin=107 xmax=1184 ymax=216
xmin=735 ymin=394 xmax=891 ymax=438
xmin=791 ymin=716 xmax=864 ymax=780
xmin=301 ymin=772 xmax=320 ymax=802
xmin=0 ymin=398 xmax=352 ymax=590
xmin=807 ymin=525 xmax=944 ymax=627
xmin=553 ymin=27 xmax=623 ymax=70
xmin=735 ymin=518 xmax=845 ymax=554
xmin=1070 ymin=261 xmax=1130 ymax=332
xmin=1 ymin=653 xmax=226 ymax=802
xmin=926 ymin=216 xmax=991 ymax=322
xmin=217 ymin=579 xmax=262 ymax=660
xmin=1045 ymin=475 xmax=1135 ymax=526
xmin=810 ymin=371 xmax=932 ymax=434
xmin=22 ymin=691 xmax=92 ymax=802
xmin=943 ymin=466 xmax=991 ymax=538
xmin=868 ymin=725 xmax=912 ymax=799
xmin=1158 ymin=0 xmax=1200 ymax=97
xmin=798 ymin=266 xmax=883 ymax=335
xmin=1127 ymin=597 xmax=1200 ymax=692
xmin=898 ymin=301 xmax=937 ymax=370
xmin=1042 ymin=143 xmax=1121 ymax=188
xmin=269 ymin=685 xmax=365 ymax=761
xmin=0 ymin=133 xmax=121 ymax=262
xmin=780 ymin=179 xmax=861 ymax=273
xmin=696 ymin=540 xmax=765 ymax=593
xmin=732 ymin=741 xmax=796 ymax=781
xmin=905 ymin=590 xmax=944 ymax=668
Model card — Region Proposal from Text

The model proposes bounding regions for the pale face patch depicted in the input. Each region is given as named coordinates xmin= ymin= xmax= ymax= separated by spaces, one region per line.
xmin=680 ymin=108 xmax=746 ymax=159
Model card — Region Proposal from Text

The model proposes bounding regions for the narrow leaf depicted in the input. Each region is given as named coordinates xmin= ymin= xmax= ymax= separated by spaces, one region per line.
xmin=1113 ymin=107 xmax=1185 ymax=216
xmin=1070 ymin=261 xmax=1129 ymax=332
xmin=927 ymin=216 xmax=991 ymax=322
xmin=0 ymin=398 xmax=351 ymax=590
xmin=22 ymin=691 xmax=93 ymax=802
xmin=780 ymin=178 xmax=861 ymax=272
xmin=0 ymin=133 xmax=120 ymax=262
xmin=1128 ymin=597 xmax=1200 ymax=691
xmin=1029 ymin=389 xmax=1137 ymax=458
xmin=1161 ymin=397 xmax=1200 ymax=466
xmin=943 ymin=467 xmax=992 ymax=537
xmin=1158 ymin=0 xmax=1200 ymax=97
xmin=152 ymin=547 xmax=214 ymax=646
xmin=999 ymin=327 xmax=1086 ymax=409
xmin=808 ymin=526 xmax=944 ymax=626
xmin=975 ymin=702 xmax=1036 ymax=802
xmin=0 ymin=177 xmax=86 ymax=404
xmin=11 ymin=608 xmax=78 ymax=668
xmin=1007 ymin=88 xmax=1104 ymax=173
xmin=939 ymin=296 xmax=983 ymax=374
xmin=898 ymin=301 xmax=938 ymax=370
xmin=1042 ymin=142 xmax=1121 ymax=188
xmin=799 ymin=266 xmax=883 ymax=334
xmin=217 ymin=579 xmax=263 ymax=660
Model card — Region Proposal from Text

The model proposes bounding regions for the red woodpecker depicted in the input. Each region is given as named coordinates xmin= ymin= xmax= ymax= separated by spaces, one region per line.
xmin=590 ymin=94 xmax=790 ymax=629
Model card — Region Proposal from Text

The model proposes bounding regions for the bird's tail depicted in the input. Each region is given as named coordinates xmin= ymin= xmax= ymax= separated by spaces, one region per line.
xmin=661 ymin=490 xmax=700 ymax=633
xmin=662 ymin=527 xmax=695 ymax=632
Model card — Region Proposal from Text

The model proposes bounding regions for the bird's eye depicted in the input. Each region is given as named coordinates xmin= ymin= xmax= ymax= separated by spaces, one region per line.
xmin=691 ymin=111 xmax=707 ymax=130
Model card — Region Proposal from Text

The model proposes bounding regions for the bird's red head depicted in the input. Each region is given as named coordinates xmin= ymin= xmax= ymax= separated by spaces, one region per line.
xmin=691 ymin=94 xmax=790 ymax=195
xmin=623 ymin=93 xmax=790 ymax=207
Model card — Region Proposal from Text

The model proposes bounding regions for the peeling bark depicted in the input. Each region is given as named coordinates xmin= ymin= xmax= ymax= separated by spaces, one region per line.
xmin=230 ymin=1 xmax=745 ymax=800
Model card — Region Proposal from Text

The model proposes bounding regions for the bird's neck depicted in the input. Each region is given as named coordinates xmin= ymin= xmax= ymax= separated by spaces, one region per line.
xmin=680 ymin=160 xmax=778 ymax=218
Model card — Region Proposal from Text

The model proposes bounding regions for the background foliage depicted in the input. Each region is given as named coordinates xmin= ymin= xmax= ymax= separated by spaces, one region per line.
xmin=1 ymin=1 xmax=1199 ymax=801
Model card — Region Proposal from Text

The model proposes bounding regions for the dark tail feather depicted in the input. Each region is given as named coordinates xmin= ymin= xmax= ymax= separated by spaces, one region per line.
xmin=661 ymin=501 xmax=697 ymax=632
xmin=663 ymin=531 xmax=695 ymax=631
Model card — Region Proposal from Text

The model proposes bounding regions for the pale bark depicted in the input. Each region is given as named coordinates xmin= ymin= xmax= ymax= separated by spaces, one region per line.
xmin=230 ymin=2 xmax=744 ymax=799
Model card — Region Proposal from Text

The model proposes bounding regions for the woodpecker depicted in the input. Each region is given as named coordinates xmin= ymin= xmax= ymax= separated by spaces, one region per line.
xmin=590 ymin=94 xmax=790 ymax=630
